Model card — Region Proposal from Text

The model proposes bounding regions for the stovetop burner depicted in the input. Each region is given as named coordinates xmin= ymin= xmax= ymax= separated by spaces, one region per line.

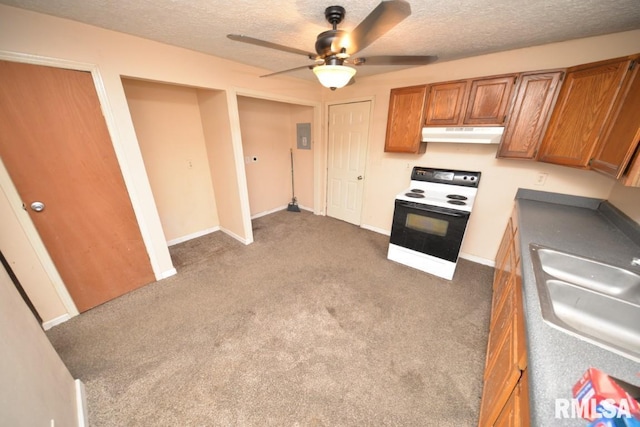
xmin=394 ymin=167 xmax=481 ymax=213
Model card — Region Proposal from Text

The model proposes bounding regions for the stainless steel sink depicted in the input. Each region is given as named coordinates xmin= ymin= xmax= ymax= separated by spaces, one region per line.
xmin=529 ymin=244 xmax=640 ymax=362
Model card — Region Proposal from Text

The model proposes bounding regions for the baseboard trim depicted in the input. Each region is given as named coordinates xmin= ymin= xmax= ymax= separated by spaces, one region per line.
xmin=251 ymin=206 xmax=287 ymax=219
xmin=361 ymin=224 xmax=390 ymax=236
xmin=42 ymin=313 xmax=72 ymax=330
xmin=75 ymin=379 xmax=88 ymax=427
xmin=167 ymin=227 xmax=220 ymax=246
xmin=159 ymin=268 xmax=177 ymax=279
xmin=220 ymin=226 xmax=251 ymax=245
xmin=460 ymin=252 xmax=494 ymax=267
xmin=251 ymin=204 xmax=313 ymax=219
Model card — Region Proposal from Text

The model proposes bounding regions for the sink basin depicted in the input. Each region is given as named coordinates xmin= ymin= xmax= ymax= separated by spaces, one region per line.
xmin=529 ymin=244 xmax=640 ymax=362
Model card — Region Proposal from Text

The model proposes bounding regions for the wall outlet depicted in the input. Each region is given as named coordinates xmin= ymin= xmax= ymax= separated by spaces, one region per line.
xmin=535 ymin=172 xmax=548 ymax=186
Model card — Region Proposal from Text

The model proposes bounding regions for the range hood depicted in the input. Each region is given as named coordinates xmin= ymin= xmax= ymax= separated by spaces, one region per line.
xmin=421 ymin=126 xmax=504 ymax=144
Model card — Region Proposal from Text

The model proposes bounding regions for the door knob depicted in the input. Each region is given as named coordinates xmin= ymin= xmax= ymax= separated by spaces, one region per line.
xmin=30 ymin=201 xmax=45 ymax=212
xmin=357 ymin=175 xmax=363 ymax=180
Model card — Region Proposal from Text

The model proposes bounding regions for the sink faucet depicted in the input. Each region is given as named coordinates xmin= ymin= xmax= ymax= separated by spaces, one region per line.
xmin=632 ymin=257 xmax=640 ymax=267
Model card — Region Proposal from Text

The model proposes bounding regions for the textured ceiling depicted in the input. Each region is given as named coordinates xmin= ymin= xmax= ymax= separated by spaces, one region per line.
xmin=2 ymin=0 xmax=640 ymax=81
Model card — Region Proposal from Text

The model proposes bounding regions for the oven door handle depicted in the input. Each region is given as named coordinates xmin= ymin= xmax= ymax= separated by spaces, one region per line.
xmin=397 ymin=200 xmax=469 ymax=217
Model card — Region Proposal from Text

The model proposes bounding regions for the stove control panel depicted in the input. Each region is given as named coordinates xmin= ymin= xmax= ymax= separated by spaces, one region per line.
xmin=411 ymin=167 xmax=481 ymax=188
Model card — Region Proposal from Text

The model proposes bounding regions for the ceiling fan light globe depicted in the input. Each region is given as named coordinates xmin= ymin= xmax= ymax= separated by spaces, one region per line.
xmin=313 ymin=65 xmax=356 ymax=89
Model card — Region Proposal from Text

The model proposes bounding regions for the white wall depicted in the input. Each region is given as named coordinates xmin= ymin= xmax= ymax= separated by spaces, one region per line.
xmin=0 ymin=4 xmax=321 ymax=320
xmin=0 ymin=266 xmax=81 ymax=427
xmin=122 ymin=79 xmax=220 ymax=244
xmin=238 ymin=96 xmax=314 ymax=216
xmin=323 ymin=30 xmax=640 ymax=263
xmin=608 ymin=180 xmax=640 ymax=223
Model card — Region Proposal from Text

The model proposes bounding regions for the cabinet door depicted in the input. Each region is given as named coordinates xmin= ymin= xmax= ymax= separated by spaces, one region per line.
xmin=537 ymin=58 xmax=630 ymax=168
xmin=384 ymin=85 xmax=427 ymax=153
xmin=590 ymin=59 xmax=640 ymax=178
xmin=478 ymin=310 xmax=522 ymax=426
xmin=498 ymin=71 xmax=563 ymax=159
xmin=494 ymin=369 xmax=530 ymax=427
xmin=479 ymin=209 xmax=527 ymax=427
xmin=464 ymin=75 xmax=516 ymax=125
xmin=493 ymin=218 xmax=514 ymax=294
xmin=424 ymin=81 xmax=468 ymax=126
xmin=486 ymin=276 xmax=515 ymax=378
xmin=622 ymin=145 xmax=640 ymax=187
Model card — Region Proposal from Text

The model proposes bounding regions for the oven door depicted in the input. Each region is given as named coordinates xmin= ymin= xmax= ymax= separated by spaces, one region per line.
xmin=389 ymin=199 xmax=471 ymax=262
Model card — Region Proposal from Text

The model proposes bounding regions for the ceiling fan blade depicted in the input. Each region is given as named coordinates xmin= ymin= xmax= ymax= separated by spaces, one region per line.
xmin=340 ymin=0 xmax=411 ymax=54
xmin=227 ymin=34 xmax=316 ymax=59
xmin=260 ymin=65 xmax=315 ymax=78
xmin=353 ymin=55 xmax=438 ymax=66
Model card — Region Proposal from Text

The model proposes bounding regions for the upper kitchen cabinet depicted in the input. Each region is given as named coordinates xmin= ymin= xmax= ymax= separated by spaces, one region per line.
xmin=590 ymin=56 xmax=640 ymax=180
xmin=497 ymin=70 xmax=564 ymax=159
xmin=423 ymin=80 xmax=468 ymax=126
xmin=622 ymin=148 xmax=640 ymax=187
xmin=424 ymin=74 xmax=517 ymax=127
xmin=384 ymin=85 xmax=428 ymax=153
xmin=537 ymin=56 xmax=633 ymax=168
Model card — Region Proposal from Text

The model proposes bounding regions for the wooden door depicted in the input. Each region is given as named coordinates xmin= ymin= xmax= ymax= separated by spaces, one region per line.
xmin=327 ymin=101 xmax=370 ymax=225
xmin=424 ymin=81 xmax=468 ymax=126
xmin=384 ymin=85 xmax=427 ymax=153
xmin=537 ymin=58 xmax=630 ymax=168
xmin=0 ymin=60 xmax=155 ymax=312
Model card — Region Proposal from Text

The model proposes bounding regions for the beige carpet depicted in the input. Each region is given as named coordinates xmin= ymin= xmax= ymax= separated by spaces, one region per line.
xmin=46 ymin=210 xmax=494 ymax=426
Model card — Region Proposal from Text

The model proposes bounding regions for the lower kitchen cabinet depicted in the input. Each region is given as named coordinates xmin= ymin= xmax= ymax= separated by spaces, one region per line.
xmin=479 ymin=209 xmax=529 ymax=427
xmin=494 ymin=369 xmax=530 ymax=427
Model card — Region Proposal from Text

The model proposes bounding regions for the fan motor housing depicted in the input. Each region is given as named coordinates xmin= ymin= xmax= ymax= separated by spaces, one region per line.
xmin=315 ymin=29 xmax=347 ymax=58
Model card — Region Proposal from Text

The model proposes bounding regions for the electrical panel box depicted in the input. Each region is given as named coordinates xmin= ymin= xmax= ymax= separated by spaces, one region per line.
xmin=297 ymin=123 xmax=311 ymax=150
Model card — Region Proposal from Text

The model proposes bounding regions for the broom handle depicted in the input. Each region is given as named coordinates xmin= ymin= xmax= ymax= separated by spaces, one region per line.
xmin=290 ymin=148 xmax=295 ymax=199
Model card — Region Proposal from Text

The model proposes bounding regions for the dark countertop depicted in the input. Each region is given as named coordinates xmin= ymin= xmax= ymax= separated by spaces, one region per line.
xmin=514 ymin=189 xmax=640 ymax=427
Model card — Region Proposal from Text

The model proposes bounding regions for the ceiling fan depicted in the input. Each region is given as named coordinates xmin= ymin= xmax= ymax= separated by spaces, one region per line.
xmin=227 ymin=0 xmax=438 ymax=90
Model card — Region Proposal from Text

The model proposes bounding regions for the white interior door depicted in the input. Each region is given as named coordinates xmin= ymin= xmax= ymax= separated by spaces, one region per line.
xmin=326 ymin=101 xmax=371 ymax=225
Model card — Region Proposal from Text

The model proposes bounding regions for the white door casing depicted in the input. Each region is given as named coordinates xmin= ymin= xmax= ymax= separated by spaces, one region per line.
xmin=326 ymin=101 xmax=371 ymax=225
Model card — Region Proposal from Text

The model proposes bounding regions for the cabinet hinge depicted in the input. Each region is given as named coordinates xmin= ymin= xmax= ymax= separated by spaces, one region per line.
xmin=630 ymin=60 xmax=637 ymax=71
xmin=588 ymin=158 xmax=594 ymax=166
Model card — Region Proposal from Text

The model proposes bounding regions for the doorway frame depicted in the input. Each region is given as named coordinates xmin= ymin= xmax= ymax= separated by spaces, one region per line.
xmin=231 ymin=87 xmax=324 ymax=217
xmin=323 ymin=96 xmax=376 ymax=223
